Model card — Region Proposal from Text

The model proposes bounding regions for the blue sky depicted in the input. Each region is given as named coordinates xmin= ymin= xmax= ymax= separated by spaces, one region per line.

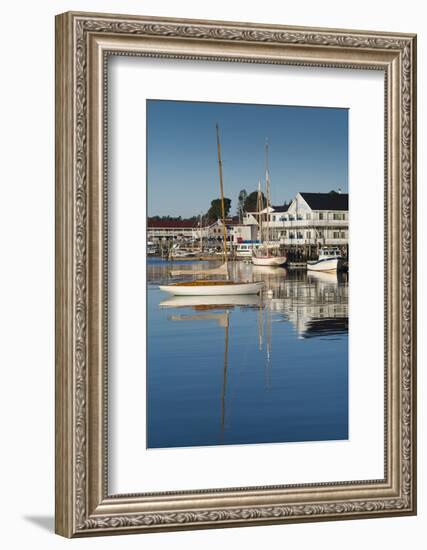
xmin=147 ymin=100 xmax=348 ymax=218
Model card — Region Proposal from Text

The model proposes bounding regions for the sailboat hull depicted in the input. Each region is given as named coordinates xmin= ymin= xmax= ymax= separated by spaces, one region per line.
xmin=159 ymin=281 xmax=264 ymax=296
xmin=252 ymin=255 xmax=287 ymax=267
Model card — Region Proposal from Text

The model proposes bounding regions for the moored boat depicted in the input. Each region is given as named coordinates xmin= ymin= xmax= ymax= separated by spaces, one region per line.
xmin=307 ymin=247 xmax=345 ymax=272
xmin=147 ymin=240 xmax=158 ymax=255
xmin=159 ymin=124 xmax=264 ymax=296
xmin=170 ymin=247 xmax=196 ymax=258
xmin=252 ymin=252 xmax=287 ymax=267
xmin=235 ymin=241 xmax=262 ymax=258
xmin=159 ymin=280 xmax=264 ymax=296
xmin=251 ymin=142 xmax=287 ymax=268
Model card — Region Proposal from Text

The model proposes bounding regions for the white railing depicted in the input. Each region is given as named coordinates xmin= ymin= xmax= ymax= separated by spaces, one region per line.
xmin=267 ymin=219 xmax=348 ymax=228
xmin=279 ymin=237 xmax=348 ymax=246
xmin=147 ymin=229 xmax=195 ymax=239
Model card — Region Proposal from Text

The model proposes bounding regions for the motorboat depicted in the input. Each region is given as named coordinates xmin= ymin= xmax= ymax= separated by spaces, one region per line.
xmin=307 ymin=247 xmax=345 ymax=272
xmin=235 ymin=241 xmax=262 ymax=258
xmin=170 ymin=247 xmax=196 ymax=258
xmin=147 ymin=240 xmax=158 ymax=255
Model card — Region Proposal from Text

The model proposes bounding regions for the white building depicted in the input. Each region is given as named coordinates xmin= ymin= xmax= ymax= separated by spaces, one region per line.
xmin=228 ymin=223 xmax=256 ymax=244
xmin=147 ymin=219 xmax=197 ymax=242
xmin=147 ymin=218 xmax=234 ymax=243
xmin=244 ymin=191 xmax=348 ymax=248
xmin=201 ymin=218 xmax=256 ymax=244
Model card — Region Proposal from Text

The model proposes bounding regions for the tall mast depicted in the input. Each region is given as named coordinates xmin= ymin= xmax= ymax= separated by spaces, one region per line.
xmin=216 ymin=123 xmax=229 ymax=276
xmin=256 ymin=178 xmax=263 ymax=242
xmin=265 ymin=139 xmax=271 ymax=255
xmin=200 ymin=212 xmax=203 ymax=253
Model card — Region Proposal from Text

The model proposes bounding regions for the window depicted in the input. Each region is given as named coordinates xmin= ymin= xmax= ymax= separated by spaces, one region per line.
xmin=306 ymin=213 xmax=311 ymax=220
xmin=319 ymin=212 xmax=324 ymax=220
xmin=333 ymin=213 xmax=344 ymax=220
xmin=306 ymin=231 xmax=311 ymax=239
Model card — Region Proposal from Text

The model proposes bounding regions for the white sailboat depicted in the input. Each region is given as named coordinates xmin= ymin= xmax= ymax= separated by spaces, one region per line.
xmin=159 ymin=280 xmax=263 ymax=296
xmin=252 ymin=141 xmax=287 ymax=267
xmin=252 ymin=254 xmax=287 ymax=267
xmin=159 ymin=124 xmax=264 ymax=297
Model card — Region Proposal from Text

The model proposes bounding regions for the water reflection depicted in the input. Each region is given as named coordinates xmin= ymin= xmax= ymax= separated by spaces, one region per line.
xmin=156 ymin=262 xmax=348 ymax=341
xmin=147 ymin=259 xmax=348 ymax=449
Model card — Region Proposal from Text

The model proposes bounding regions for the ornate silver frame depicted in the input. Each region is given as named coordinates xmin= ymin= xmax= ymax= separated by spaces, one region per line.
xmin=55 ymin=11 xmax=417 ymax=537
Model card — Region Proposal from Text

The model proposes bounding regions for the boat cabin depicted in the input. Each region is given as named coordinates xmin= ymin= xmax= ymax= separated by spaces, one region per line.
xmin=319 ymin=246 xmax=342 ymax=259
xmin=235 ymin=241 xmax=262 ymax=257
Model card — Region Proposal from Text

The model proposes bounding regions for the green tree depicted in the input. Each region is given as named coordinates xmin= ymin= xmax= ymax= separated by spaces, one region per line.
xmin=237 ymin=189 xmax=248 ymax=222
xmin=207 ymin=198 xmax=231 ymax=220
xmin=244 ymin=190 xmax=266 ymax=213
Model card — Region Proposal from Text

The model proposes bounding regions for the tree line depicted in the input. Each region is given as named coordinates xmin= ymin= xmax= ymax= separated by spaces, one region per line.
xmin=205 ymin=189 xmax=267 ymax=222
xmin=150 ymin=188 xmax=273 ymax=224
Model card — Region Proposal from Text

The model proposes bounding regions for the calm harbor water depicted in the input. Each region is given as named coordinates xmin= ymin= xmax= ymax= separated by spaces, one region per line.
xmin=147 ymin=258 xmax=348 ymax=449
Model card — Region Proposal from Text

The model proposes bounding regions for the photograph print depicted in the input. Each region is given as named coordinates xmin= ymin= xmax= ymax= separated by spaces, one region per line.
xmin=146 ymin=99 xmax=349 ymax=450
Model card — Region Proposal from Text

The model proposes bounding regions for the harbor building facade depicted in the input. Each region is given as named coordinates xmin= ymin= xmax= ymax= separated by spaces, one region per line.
xmin=147 ymin=219 xmax=197 ymax=242
xmin=243 ymin=191 xmax=348 ymax=250
xmin=148 ymin=190 xmax=348 ymax=259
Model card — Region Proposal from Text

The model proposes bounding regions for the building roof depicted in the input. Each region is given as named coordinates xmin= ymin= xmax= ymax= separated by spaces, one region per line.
xmin=300 ymin=192 xmax=348 ymax=211
xmin=271 ymin=204 xmax=290 ymax=213
xmin=148 ymin=217 xmax=239 ymax=229
xmin=246 ymin=205 xmax=289 ymax=215
xmin=148 ymin=219 xmax=196 ymax=229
